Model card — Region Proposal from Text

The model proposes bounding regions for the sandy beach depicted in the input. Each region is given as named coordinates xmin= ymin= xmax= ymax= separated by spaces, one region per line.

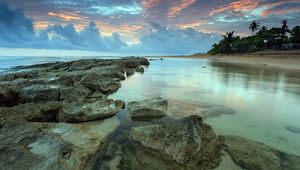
xmin=161 ymin=50 xmax=300 ymax=71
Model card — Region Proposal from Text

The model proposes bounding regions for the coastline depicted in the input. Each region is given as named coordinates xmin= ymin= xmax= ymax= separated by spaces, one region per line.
xmin=161 ymin=50 xmax=300 ymax=71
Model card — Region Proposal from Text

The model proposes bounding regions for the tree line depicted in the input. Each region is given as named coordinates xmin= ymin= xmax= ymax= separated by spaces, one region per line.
xmin=208 ymin=20 xmax=300 ymax=55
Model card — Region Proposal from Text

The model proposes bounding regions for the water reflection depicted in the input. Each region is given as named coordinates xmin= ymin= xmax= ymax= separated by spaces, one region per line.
xmin=110 ymin=58 xmax=300 ymax=156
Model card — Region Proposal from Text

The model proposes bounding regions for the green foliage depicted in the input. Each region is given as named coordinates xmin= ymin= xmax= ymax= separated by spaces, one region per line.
xmin=208 ymin=20 xmax=299 ymax=55
xmin=291 ymin=26 xmax=300 ymax=43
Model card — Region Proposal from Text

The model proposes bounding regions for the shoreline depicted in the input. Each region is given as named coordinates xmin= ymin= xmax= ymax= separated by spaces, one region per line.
xmin=160 ymin=50 xmax=300 ymax=71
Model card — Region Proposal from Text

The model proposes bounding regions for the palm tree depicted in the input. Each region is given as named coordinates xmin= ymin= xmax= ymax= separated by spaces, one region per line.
xmin=281 ymin=20 xmax=288 ymax=41
xmin=249 ymin=21 xmax=260 ymax=35
xmin=222 ymin=31 xmax=235 ymax=53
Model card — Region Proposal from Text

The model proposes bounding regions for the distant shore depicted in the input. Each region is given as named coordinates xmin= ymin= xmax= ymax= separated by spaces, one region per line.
xmin=161 ymin=50 xmax=300 ymax=71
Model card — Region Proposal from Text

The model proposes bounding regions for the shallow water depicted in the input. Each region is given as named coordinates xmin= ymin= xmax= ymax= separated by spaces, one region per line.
xmin=110 ymin=58 xmax=300 ymax=156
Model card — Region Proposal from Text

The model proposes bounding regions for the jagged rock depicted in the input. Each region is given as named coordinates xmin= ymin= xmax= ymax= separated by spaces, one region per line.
xmin=128 ymin=97 xmax=168 ymax=121
xmin=125 ymin=68 xmax=135 ymax=77
xmin=19 ymin=84 xmax=62 ymax=103
xmin=136 ymin=67 xmax=144 ymax=73
xmin=57 ymin=99 xmax=124 ymax=123
xmin=220 ymin=135 xmax=300 ymax=170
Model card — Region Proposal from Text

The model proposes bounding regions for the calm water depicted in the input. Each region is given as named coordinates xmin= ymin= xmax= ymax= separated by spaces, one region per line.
xmin=110 ymin=58 xmax=300 ymax=156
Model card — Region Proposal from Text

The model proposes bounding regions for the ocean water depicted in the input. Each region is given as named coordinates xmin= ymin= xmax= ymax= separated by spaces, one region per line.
xmin=1 ymin=56 xmax=300 ymax=156
xmin=110 ymin=58 xmax=300 ymax=156
xmin=0 ymin=56 xmax=114 ymax=73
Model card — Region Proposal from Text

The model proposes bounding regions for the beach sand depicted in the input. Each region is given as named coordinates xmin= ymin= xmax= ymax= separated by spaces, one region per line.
xmin=161 ymin=50 xmax=300 ymax=71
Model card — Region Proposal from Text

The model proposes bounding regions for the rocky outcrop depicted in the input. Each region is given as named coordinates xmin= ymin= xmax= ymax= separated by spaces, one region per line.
xmin=0 ymin=57 xmax=150 ymax=170
xmin=128 ymin=97 xmax=168 ymax=121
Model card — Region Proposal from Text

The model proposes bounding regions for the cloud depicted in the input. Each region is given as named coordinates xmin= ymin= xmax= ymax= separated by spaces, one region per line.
xmin=0 ymin=3 xmax=35 ymax=46
xmin=135 ymin=22 xmax=221 ymax=54
xmin=167 ymin=0 xmax=196 ymax=18
xmin=0 ymin=2 xmax=220 ymax=54
xmin=0 ymin=3 xmax=127 ymax=51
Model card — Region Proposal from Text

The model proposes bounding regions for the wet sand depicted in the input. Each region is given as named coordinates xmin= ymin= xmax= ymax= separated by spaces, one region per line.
xmin=161 ymin=50 xmax=300 ymax=71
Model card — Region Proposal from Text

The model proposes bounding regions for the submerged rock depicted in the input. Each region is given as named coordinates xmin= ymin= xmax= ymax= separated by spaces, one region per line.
xmin=202 ymin=106 xmax=236 ymax=118
xmin=285 ymin=126 xmax=300 ymax=134
xmin=220 ymin=135 xmax=300 ymax=170
xmin=128 ymin=97 xmax=168 ymax=121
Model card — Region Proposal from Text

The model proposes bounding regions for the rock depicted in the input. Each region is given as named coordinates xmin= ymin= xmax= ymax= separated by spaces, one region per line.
xmin=125 ymin=68 xmax=135 ymax=77
xmin=26 ymin=101 xmax=62 ymax=122
xmin=0 ymin=121 xmax=76 ymax=170
xmin=60 ymin=83 xmax=92 ymax=102
xmin=91 ymin=115 xmax=221 ymax=170
xmin=128 ymin=97 xmax=168 ymax=121
xmin=285 ymin=126 xmax=300 ymax=134
xmin=80 ymin=72 xmax=121 ymax=94
xmin=202 ymin=106 xmax=236 ymax=118
xmin=57 ymin=99 xmax=124 ymax=123
xmin=136 ymin=67 xmax=144 ymax=73
xmin=220 ymin=135 xmax=300 ymax=170
xmin=19 ymin=84 xmax=62 ymax=103
xmin=130 ymin=116 xmax=200 ymax=164
xmin=0 ymin=85 xmax=19 ymax=107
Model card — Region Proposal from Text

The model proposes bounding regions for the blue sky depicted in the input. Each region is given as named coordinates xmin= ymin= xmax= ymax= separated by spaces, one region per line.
xmin=0 ymin=0 xmax=299 ymax=55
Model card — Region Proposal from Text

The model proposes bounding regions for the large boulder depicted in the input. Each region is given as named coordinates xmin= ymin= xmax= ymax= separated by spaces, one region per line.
xmin=57 ymin=99 xmax=125 ymax=123
xmin=130 ymin=115 xmax=218 ymax=165
xmin=19 ymin=84 xmax=62 ymax=103
xmin=91 ymin=115 xmax=221 ymax=170
xmin=128 ymin=97 xmax=168 ymax=121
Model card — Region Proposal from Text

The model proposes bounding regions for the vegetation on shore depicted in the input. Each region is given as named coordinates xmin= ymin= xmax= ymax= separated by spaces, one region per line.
xmin=208 ymin=20 xmax=300 ymax=55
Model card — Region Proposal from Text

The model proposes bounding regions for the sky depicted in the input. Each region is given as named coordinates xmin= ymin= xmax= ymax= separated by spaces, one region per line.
xmin=0 ymin=0 xmax=300 ymax=55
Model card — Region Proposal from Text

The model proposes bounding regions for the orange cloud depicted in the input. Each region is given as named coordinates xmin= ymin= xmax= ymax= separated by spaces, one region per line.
xmin=261 ymin=7 xmax=300 ymax=16
xmin=95 ymin=22 xmax=143 ymax=44
xmin=168 ymin=0 xmax=196 ymax=18
xmin=48 ymin=12 xmax=89 ymax=22
xmin=176 ymin=20 xmax=207 ymax=29
xmin=209 ymin=0 xmax=258 ymax=16
xmin=141 ymin=0 xmax=164 ymax=8
xmin=34 ymin=21 xmax=51 ymax=30
xmin=210 ymin=0 xmax=300 ymax=17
